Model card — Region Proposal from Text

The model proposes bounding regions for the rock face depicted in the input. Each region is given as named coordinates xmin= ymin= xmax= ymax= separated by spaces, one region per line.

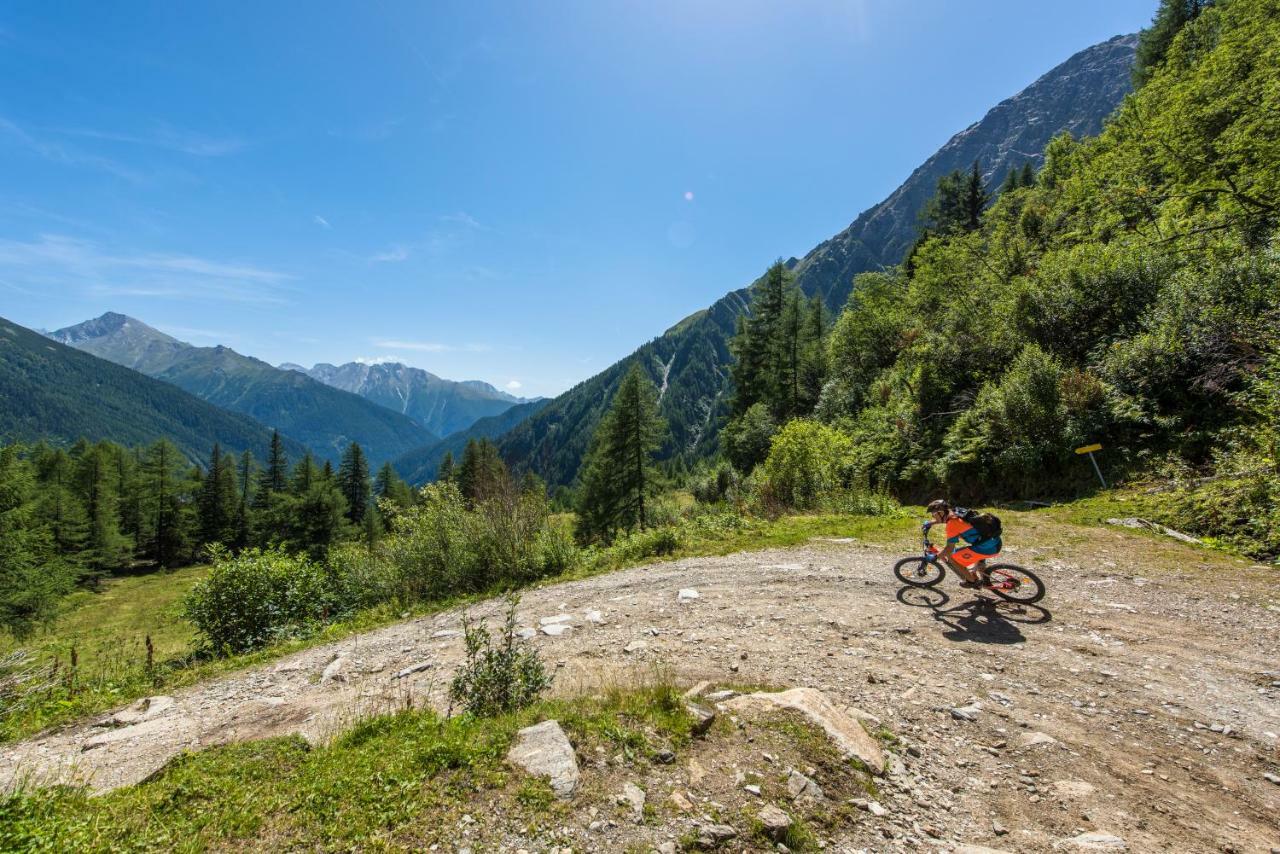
xmin=506 ymin=720 xmax=580 ymax=799
xmin=494 ymin=35 xmax=1139 ymax=486
xmin=722 ymin=687 xmax=886 ymax=774
xmin=107 ymin=695 xmax=174 ymax=728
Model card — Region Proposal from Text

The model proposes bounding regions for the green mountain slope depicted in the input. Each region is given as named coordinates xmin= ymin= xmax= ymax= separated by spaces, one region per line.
xmin=50 ymin=314 xmax=437 ymax=465
xmin=290 ymin=361 xmax=530 ymax=438
xmin=0 ymin=316 xmax=307 ymax=463
xmin=392 ymin=398 xmax=551 ymax=485
xmin=498 ymin=34 xmax=1139 ymax=486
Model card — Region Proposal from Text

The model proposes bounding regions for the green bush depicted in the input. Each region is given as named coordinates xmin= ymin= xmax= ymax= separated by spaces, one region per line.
xmin=448 ymin=595 xmax=551 ymax=717
xmin=183 ymin=547 xmax=344 ymax=653
xmin=758 ymin=420 xmax=858 ymax=510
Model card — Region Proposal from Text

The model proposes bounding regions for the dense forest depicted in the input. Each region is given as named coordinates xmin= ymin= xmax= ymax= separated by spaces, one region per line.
xmin=0 ymin=433 xmax=417 ymax=637
xmin=720 ymin=0 xmax=1277 ymax=554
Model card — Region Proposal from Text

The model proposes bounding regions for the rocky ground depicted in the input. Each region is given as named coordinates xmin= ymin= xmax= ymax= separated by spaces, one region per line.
xmin=4 ymin=524 xmax=1279 ymax=853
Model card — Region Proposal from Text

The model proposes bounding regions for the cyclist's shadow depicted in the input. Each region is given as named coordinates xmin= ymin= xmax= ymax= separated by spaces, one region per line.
xmin=895 ymin=586 xmax=1052 ymax=644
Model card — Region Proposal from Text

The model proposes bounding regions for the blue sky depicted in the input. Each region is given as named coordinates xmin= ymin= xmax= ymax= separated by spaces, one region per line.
xmin=1 ymin=0 xmax=1155 ymax=397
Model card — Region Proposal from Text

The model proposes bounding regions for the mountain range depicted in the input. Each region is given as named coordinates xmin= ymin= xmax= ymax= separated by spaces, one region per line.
xmin=49 ymin=313 xmax=436 ymax=465
xmin=283 ymin=361 xmax=532 ymax=439
xmin=494 ymin=34 xmax=1140 ymax=487
xmin=392 ymin=398 xmax=552 ymax=486
xmin=1 ymin=315 xmax=308 ymax=464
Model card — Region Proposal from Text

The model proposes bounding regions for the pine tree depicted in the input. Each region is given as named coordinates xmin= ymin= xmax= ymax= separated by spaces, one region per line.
xmin=33 ymin=447 xmax=88 ymax=558
xmin=256 ymin=429 xmax=288 ymax=506
xmin=0 ymin=445 xmax=75 ymax=638
xmin=373 ymin=462 xmax=413 ymax=520
xmin=575 ymin=364 xmax=667 ymax=542
xmin=436 ymin=451 xmax=455 ymax=483
xmin=292 ymin=452 xmax=318 ymax=494
xmin=799 ymin=295 xmax=828 ymax=413
xmin=74 ymin=441 xmax=130 ymax=577
xmin=143 ymin=439 xmax=189 ymax=568
xmin=963 ymin=160 xmax=990 ymax=231
xmin=197 ymin=443 xmax=237 ymax=547
xmin=778 ymin=286 xmax=805 ymax=419
xmin=1134 ymin=0 xmax=1209 ymax=88
xmin=457 ymin=438 xmax=508 ymax=504
xmin=1018 ymin=161 xmax=1037 ymax=188
xmin=729 ymin=260 xmax=791 ymax=417
xmin=234 ymin=450 xmax=257 ymax=550
xmin=337 ymin=442 xmax=371 ymax=524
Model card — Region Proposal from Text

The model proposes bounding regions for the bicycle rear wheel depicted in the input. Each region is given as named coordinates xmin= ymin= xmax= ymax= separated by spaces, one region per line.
xmin=983 ymin=564 xmax=1046 ymax=604
xmin=894 ymin=557 xmax=944 ymax=587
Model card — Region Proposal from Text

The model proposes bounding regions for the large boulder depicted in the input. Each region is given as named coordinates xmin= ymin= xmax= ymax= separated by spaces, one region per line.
xmin=722 ymin=687 xmax=885 ymax=774
xmin=506 ymin=720 xmax=580 ymax=799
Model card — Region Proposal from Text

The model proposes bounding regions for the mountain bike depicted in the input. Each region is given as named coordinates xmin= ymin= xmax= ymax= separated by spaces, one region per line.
xmin=893 ymin=523 xmax=1046 ymax=604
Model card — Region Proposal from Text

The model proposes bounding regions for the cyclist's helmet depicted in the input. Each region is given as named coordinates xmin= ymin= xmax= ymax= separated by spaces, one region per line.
xmin=926 ymin=499 xmax=950 ymax=515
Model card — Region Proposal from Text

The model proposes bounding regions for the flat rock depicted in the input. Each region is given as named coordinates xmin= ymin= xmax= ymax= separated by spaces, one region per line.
xmin=506 ymin=720 xmax=579 ymax=799
xmin=684 ymin=700 xmax=716 ymax=736
xmin=723 ymin=687 xmax=885 ymax=774
xmin=541 ymin=623 xmax=572 ymax=637
xmin=320 ymin=657 xmax=345 ymax=685
xmin=954 ymin=846 xmax=1017 ymax=854
xmin=1053 ymin=779 xmax=1095 ymax=798
xmin=951 ymin=702 xmax=982 ymax=722
xmin=668 ymin=790 xmax=694 ymax=812
xmin=109 ymin=696 xmax=175 ymax=728
xmin=1055 ymin=832 xmax=1128 ymax=850
xmin=698 ymin=823 xmax=738 ymax=846
xmin=392 ymin=661 xmax=432 ymax=680
xmin=623 ymin=640 xmax=648 ymax=654
xmin=757 ymin=804 xmax=792 ymax=840
xmin=677 ymin=588 xmax=700 ymax=601
xmin=584 ymin=610 xmax=604 ymax=624
xmin=786 ymin=768 xmax=824 ymax=802
xmin=1018 ymin=731 xmax=1059 ymax=749
xmin=617 ymin=781 xmax=645 ymax=823
xmin=430 ymin=629 xmax=461 ymax=639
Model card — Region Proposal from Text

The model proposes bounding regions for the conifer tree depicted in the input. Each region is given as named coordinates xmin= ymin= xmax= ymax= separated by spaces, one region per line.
xmin=292 ymin=452 xmax=318 ymax=494
xmin=75 ymin=441 xmax=129 ymax=577
xmin=256 ymin=429 xmax=288 ymax=505
xmin=337 ymin=442 xmax=371 ymax=523
xmin=730 ymin=260 xmax=791 ymax=417
xmin=34 ymin=447 xmax=88 ymax=558
xmin=799 ymin=295 xmax=828 ymax=412
xmin=197 ymin=443 xmax=238 ymax=547
xmin=144 ymin=439 xmax=189 ymax=568
xmin=1018 ymin=161 xmax=1037 ymax=188
xmin=576 ymin=364 xmax=667 ymax=541
xmin=436 ymin=451 xmax=455 ymax=483
xmin=1134 ymin=0 xmax=1208 ymax=88
xmin=373 ymin=461 xmax=413 ymax=520
xmin=234 ymin=450 xmax=257 ymax=550
xmin=457 ymin=438 xmax=508 ymax=504
xmin=963 ymin=160 xmax=990 ymax=231
xmin=0 ymin=445 xmax=74 ymax=638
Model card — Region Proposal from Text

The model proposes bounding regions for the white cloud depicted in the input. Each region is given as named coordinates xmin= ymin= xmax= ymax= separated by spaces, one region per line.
xmin=439 ymin=211 xmax=483 ymax=229
xmin=369 ymin=245 xmax=410 ymax=263
xmin=373 ymin=338 xmax=490 ymax=353
xmin=313 ymin=215 xmax=331 ymax=229
xmin=354 ymin=355 xmax=403 ymax=365
xmin=0 ymin=233 xmax=294 ymax=305
xmin=505 ymin=380 xmax=522 ymax=391
xmin=57 ymin=124 xmax=247 ymax=157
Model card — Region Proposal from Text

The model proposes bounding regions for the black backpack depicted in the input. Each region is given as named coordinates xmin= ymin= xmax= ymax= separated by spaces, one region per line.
xmin=956 ymin=507 xmax=1002 ymax=541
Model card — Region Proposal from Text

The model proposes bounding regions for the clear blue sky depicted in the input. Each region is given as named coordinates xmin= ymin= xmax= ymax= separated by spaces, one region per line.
xmin=1 ymin=0 xmax=1156 ymax=397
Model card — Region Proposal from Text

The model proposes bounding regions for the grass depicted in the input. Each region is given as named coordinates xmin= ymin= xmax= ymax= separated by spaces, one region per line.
xmin=0 ymin=682 xmax=696 ymax=852
xmin=0 ymin=507 xmax=910 ymax=745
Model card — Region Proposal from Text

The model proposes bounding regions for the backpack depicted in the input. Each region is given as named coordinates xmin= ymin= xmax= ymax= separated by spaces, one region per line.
xmin=956 ymin=507 xmax=1002 ymax=542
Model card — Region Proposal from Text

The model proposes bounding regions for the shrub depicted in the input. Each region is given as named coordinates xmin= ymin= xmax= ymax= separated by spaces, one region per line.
xmin=448 ymin=595 xmax=551 ymax=717
xmin=758 ymin=420 xmax=858 ymax=510
xmin=184 ymin=547 xmax=344 ymax=653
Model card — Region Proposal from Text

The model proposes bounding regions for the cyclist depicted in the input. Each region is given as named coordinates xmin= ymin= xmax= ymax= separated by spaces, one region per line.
xmin=925 ymin=499 xmax=1002 ymax=589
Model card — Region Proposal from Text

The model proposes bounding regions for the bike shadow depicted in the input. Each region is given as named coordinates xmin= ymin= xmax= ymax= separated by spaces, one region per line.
xmin=895 ymin=585 xmax=1052 ymax=645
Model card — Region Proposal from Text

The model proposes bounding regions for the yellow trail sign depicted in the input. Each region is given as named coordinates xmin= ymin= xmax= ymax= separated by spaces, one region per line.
xmin=1075 ymin=443 xmax=1103 ymax=455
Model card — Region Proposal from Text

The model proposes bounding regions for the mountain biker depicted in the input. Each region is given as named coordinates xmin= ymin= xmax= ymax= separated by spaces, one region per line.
xmin=925 ymin=499 xmax=1002 ymax=589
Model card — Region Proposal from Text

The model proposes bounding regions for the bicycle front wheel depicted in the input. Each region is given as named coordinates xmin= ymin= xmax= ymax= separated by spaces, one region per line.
xmin=894 ymin=557 xmax=944 ymax=587
xmin=984 ymin=564 xmax=1046 ymax=604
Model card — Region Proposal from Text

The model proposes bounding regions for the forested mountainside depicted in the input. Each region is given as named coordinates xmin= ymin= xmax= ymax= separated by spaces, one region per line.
xmin=0 ymin=317 xmax=306 ymax=463
xmin=50 ymin=314 xmax=436 ymax=465
xmin=804 ymin=0 xmax=1278 ymax=519
xmin=287 ymin=361 xmax=527 ymax=439
xmin=392 ymin=398 xmax=551 ymax=486
xmin=497 ymin=34 xmax=1139 ymax=487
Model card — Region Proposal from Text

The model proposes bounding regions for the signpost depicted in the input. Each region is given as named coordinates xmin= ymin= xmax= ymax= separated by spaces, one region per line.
xmin=1075 ymin=443 xmax=1106 ymax=488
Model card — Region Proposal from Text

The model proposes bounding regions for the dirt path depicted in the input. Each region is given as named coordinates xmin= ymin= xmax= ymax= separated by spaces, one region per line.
xmin=4 ymin=530 xmax=1279 ymax=852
